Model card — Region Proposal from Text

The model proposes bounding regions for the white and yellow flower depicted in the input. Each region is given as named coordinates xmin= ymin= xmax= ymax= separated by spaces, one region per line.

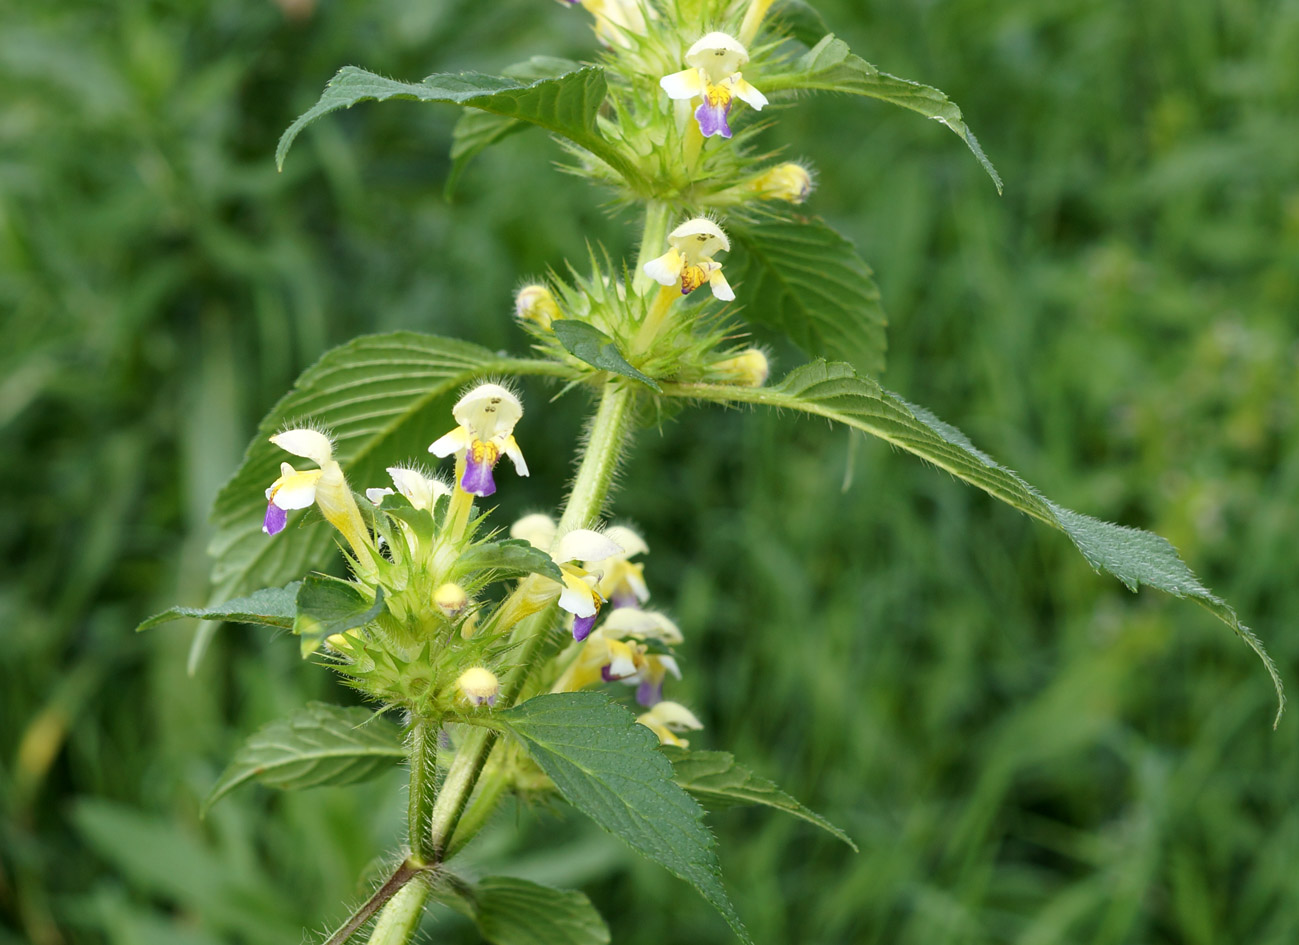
xmin=514 ymin=284 xmax=561 ymax=329
xmin=509 ymin=514 xmax=624 ymax=640
xmin=749 ymin=162 xmax=814 ymax=203
xmin=264 ymin=429 xmax=375 ymax=569
xmin=710 ymin=348 xmax=770 ymax=387
xmin=365 ymin=466 xmax=450 ymax=511
xmin=457 ymin=667 xmax=500 ymax=707
xmin=556 ymin=0 xmax=647 ymax=48
xmin=637 ymin=701 xmax=703 ymax=747
xmin=429 ymin=384 xmax=529 ymax=498
xmin=594 ymin=525 xmax=650 ymax=608
xmin=660 ymin=32 xmax=767 ymax=139
xmin=643 ymin=218 xmax=735 ymax=301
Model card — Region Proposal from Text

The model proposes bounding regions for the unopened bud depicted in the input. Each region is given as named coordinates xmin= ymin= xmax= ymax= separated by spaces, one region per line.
xmin=711 ymin=348 xmax=769 ymax=387
xmin=514 ymin=284 xmax=560 ymax=329
xmin=457 ymin=667 xmax=500 ymax=707
xmin=434 ymin=582 xmax=469 ymax=617
xmin=750 ymin=163 xmax=814 ymax=204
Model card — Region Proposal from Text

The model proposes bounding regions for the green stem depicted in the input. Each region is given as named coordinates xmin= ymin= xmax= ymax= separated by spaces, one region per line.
xmin=557 ymin=381 xmax=636 ymax=532
xmin=364 ymin=879 xmax=429 ymax=945
xmin=633 ymin=200 xmax=672 ymax=296
xmin=406 ymin=720 xmax=437 ymax=865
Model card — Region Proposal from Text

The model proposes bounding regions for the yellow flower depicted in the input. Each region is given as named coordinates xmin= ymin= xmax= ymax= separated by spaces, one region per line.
xmin=429 ymin=384 xmax=529 ymax=497
xmin=514 ymin=284 xmax=561 ymax=329
xmin=749 ymin=162 xmax=814 ymax=204
xmin=555 ymin=0 xmax=647 ymax=48
xmin=637 ymin=701 xmax=703 ymax=747
xmin=264 ymin=429 xmax=375 ymax=569
xmin=710 ymin=348 xmax=770 ymax=387
xmin=643 ymin=218 xmax=735 ymax=301
xmin=660 ymin=32 xmax=767 ymax=139
xmin=594 ymin=525 xmax=650 ymax=608
xmin=508 ymin=514 xmax=625 ymax=640
xmin=457 ymin=667 xmax=500 ymax=707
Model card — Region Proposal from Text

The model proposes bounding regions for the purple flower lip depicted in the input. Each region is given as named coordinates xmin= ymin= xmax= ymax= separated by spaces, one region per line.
xmin=636 ymin=678 xmax=663 ymax=707
xmin=263 ymin=501 xmax=288 ymax=536
xmin=695 ymin=99 xmax=733 ymax=138
xmin=461 ymin=455 xmax=498 ymax=496
xmin=572 ymin=613 xmax=597 ymax=641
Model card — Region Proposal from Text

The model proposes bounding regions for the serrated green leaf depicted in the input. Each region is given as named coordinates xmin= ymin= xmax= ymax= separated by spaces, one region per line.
xmin=447 ymin=56 xmax=584 ymax=195
xmin=136 ymin=583 xmax=300 ymax=633
xmin=729 ymin=216 xmax=887 ymax=377
xmin=205 ymin=703 xmax=404 ymax=813
xmin=278 ymin=65 xmax=642 ymax=186
xmin=662 ymin=746 xmax=856 ymax=849
xmin=456 ymin=538 xmax=564 ymax=583
xmin=480 ymin=693 xmax=750 ymax=942
xmin=204 ymin=332 xmax=568 ymax=646
xmin=442 ymin=875 xmax=610 ymax=945
xmin=660 ymin=361 xmax=1284 ymax=726
xmin=294 ymin=574 xmax=384 ymax=656
xmin=765 ymin=35 xmax=1002 ymax=193
xmin=551 ymin=320 xmax=662 ymax=391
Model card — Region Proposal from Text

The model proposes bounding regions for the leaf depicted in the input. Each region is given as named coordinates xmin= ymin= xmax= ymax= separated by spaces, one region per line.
xmin=442 ymin=875 xmax=610 ymax=945
xmin=294 ymin=574 xmax=385 ymax=656
xmin=456 ymin=538 xmax=565 ymax=583
xmin=772 ymin=0 xmax=831 ymax=47
xmin=277 ymin=65 xmax=642 ymax=186
xmin=662 ymin=746 xmax=856 ymax=850
xmin=205 ymin=702 xmax=405 ymax=813
xmin=765 ymin=35 xmax=1003 ymax=193
xmin=136 ymin=583 xmax=300 ymax=633
xmin=447 ymin=56 xmax=584 ymax=195
xmin=660 ymin=361 xmax=1285 ymax=726
xmin=479 ymin=692 xmax=750 ymax=942
xmin=551 ymin=320 xmax=662 ymax=391
xmin=729 ymin=216 xmax=887 ymax=377
xmin=206 ymin=332 xmax=566 ymax=618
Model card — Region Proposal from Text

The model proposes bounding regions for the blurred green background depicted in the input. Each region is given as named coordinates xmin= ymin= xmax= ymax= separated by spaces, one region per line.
xmin=3 ymin=0 xmax=1297 ymax=942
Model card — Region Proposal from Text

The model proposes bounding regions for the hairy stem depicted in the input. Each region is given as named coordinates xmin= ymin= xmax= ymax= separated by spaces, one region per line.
xmin=633 ymin=200 xmax=672 ymax=296
xmin=364 ymin=878 xmax=430 ymax=945
xmin=406 ymin=720 xmax=437 ymax=865
xmin=321 ymin=859 xmax=424 ymax=945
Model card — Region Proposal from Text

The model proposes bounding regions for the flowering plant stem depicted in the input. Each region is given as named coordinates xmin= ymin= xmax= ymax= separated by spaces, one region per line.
xmin=370 ymin=378 xmax=637 ymax=941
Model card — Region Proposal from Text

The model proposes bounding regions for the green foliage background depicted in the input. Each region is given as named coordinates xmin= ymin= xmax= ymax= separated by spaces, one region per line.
xmin=3 ymin=0 xmax=1297 ymax=942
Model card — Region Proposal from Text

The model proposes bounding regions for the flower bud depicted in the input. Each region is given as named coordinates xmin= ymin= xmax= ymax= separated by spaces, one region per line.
xmin=711 ymin=348 xmax=769 ymax=387
xmin=457 ymin=667 xmax=500 ymax=707
xmin=514 ymin=284 xmax=560 ymax=329
xmin=434 ymin=582 xmax=469 ymax=617
xmin=750 ymin=163 xmax=814 ymax=204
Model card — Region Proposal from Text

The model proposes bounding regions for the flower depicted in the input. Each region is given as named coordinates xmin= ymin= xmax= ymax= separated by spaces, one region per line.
xmin=556 ymin=0 xmax=647 ymax=48
xmin=710 ymin=348 xmax=770 ymax=387
xmin=429 ymin=384 xmax=529 ymax=497
xmin=434 ymin=582 xmax=469 ymax=617
xmin=365 ymin=466 xmax=450 ymax=510
xmin=643 ymin=218 xmax=735 ymax=301
xmin=263 ymin=430 xmax=375 ymax=568
xmin=553 ymin=529 xmax=624 ymax=640
xmin=514 ymin=284 xmax=560 ymax=329
xmin=457 ymin=667 xmax=500 ymax=707
xmin=508 ymin=515 xmax=624 ymax=640
xmin=749 ymin=162 xmax=814 ymax=203
xmin=660 ymin=32 xmax=767 ymax=139
xmin=594 ymin=525 xmax=650 ymax=608
xmin=636 ymin=701 xmax=703 ymax=747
